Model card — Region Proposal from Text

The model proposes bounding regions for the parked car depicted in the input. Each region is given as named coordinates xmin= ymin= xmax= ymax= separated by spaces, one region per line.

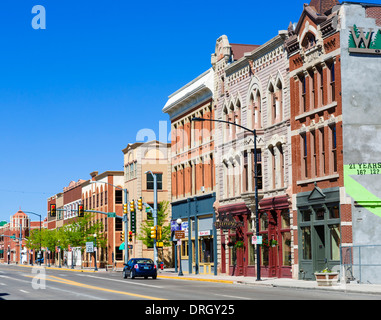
xmin=123 ymin=258 xmax=157 ymax=279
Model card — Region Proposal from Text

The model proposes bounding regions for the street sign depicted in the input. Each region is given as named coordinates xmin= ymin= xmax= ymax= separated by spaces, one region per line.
xmin=252 ymin=235 xmax=262 ymax=245
xmin=175 ymin=230 xmax=185 ymax=239
xmin=86 ymin=241 xmax=94 ymax=253
xmin=107 ymin=212 xmax=116 ymax=218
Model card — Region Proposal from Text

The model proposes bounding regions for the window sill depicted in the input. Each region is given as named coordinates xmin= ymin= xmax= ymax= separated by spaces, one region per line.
xmin=297 ymin=173 xmax=339 ymax=185
xmin=295 ymin=101 xmax=337 ymax=121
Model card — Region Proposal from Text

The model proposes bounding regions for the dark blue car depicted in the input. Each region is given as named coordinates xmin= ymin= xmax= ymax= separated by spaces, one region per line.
xmin=123 ymin=258 xmax=157 ymax=279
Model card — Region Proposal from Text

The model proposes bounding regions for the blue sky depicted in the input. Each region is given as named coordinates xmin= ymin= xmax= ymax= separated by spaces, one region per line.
xmin=0 ymin=0 xmax=319 ymax=222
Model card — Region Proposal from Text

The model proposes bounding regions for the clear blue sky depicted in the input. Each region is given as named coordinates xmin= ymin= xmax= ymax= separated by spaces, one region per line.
xmin=0 ymin=0 xmax=313 ymax=222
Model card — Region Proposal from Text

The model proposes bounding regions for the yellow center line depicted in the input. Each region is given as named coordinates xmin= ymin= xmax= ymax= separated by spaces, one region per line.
xmin=24 ymin=274 xmax=165 ymax=300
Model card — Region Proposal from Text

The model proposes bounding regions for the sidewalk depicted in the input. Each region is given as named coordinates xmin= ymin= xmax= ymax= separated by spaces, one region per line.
xmin=157 ymin=268 xmax=381 ymax=295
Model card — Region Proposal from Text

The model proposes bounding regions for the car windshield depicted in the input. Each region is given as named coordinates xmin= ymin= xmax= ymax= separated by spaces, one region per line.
xmin=135 ymin=259 xmax=154 ymax=264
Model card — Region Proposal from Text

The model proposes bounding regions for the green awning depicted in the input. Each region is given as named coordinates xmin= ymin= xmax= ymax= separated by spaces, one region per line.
xmin=119 ymin=242 xmax=125 ymax=250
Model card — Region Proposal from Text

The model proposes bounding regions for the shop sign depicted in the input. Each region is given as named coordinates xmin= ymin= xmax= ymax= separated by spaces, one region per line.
xmin=349 ymin=25 xmax=381 ymax=55
xmin=199 ymin=230 xmax=211 ymax=236
xmin=214 ymin=212 xmax=244 ymax=230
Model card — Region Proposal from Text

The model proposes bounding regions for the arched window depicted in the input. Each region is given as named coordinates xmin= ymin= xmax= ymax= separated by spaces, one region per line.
xmin=302 ymin=32 xmax=316 ymax=50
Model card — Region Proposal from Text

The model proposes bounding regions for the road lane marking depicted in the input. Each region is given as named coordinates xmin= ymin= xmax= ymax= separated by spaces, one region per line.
xmin=84 ymin=275 xmax=163 ymax=289
xmin=214 ymin=294 xmax=252 ymax=300
xmin=23 ymin=275 xmax=165 ymax=300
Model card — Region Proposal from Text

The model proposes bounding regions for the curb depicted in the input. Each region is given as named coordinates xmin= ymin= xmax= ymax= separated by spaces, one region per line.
xmin=157 ymin=274 xmax=234 ymax=284
xmin=19 ymin=264 xmax=98 ymax=273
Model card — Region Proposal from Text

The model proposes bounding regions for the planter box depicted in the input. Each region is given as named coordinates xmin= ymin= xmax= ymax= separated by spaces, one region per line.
xmin=314 ymin=272 xmax=339 ymax=286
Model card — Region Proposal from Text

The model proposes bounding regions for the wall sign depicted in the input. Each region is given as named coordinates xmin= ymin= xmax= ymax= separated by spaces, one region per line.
xmin=214 ymin=212 xmax=244 ymax=230
xmin=349 ymin=25 xmax=381 ymax=55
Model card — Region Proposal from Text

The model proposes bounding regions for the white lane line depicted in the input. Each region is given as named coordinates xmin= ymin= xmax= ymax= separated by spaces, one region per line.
xmin=20 ymin=289 xmax=29 ymax=294
xmin=83 ymin=275 xmax=163 ymax=289
xmin=214 ymin=294 xmax=252 ymax=300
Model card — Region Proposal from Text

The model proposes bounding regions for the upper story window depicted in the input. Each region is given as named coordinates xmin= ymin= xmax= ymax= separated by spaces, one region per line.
xmin=147 ymin=173 xmax=163 ymax=190
xmin=302 ymin=32 xmax=316 ymax=51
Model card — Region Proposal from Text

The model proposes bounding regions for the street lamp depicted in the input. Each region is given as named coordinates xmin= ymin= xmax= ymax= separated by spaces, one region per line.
xmin=145 ymin=170 xmax=158 ymax=269
xmin=24 ymin=211 xmax=42 ymax=266
xmin=176 ymin=218 xmax=183 ymax=276
xmin=191 ymin=117 xmax=261 ymax=281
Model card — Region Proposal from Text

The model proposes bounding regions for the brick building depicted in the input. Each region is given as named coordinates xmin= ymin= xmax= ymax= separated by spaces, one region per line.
xmin=285 ymin=0 xmax=344 ymax=280
xmin=82 ymin=171 xmax=124 ymax=269
xmin=163 ymin=69 xmax=217 ymax=274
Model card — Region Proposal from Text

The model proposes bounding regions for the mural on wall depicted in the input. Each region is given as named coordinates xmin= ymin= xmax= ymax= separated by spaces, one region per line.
xmin=344 ymin=163 xmax=381 ymax=218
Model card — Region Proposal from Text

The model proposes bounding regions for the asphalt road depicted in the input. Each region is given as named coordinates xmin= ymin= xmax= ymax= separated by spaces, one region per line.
xmin=1 ymin=264 xmax=381 ymax=304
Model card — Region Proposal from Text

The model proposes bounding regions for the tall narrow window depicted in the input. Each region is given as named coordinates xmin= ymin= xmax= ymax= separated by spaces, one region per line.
xmin=319 ymin=66 xmax=324 ymax=107
xmin=302 ymin=134 xmax=308 ymax=178
xmin=320 ymin=128 xmax=326 ymax=175
xmin=331 ymin=125 xmax=337 ymax=173
xmin=330 ymin=62 xmax=335 ymax=102
xmin=253 ymin=149 xmax=263 ymax=190
xmin=309 ymin=69 xmax=315 ymax=109
xmin=301 ymin=75 xmax=307 ymax=112
xmin=270 ymin=147 xmax=276 ymax=189
xmin=311 ymin=130 xmax=317 ymax=177
xmin=255 ymin=90 xmax=262 ymax=128
xmin=278 ymin=144 xmax=285 ymax=188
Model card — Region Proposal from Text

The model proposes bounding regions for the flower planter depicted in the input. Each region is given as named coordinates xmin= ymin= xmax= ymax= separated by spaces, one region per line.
xmin=314 ymin=272 xmax=339 ymax=286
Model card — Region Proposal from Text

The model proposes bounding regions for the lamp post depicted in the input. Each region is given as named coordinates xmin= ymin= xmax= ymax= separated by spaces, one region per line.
xmin=176 ymin=218 xmax=183 ymax=276
xmin=145 ymin=170 xmax=158 ymax=269
xmin=25 ymin=211 xmax=42 ymax=266
xmin=191 ymin=117 xmax=261 ymax=281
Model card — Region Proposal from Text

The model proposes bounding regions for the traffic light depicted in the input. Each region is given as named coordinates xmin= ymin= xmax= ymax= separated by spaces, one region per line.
xmin=150 ymin=226 xmax=156 ymax=239
xmin=137 ymin=197 xmax=143 ymax=210
xmin=121 ymin=231 xmax=125 ymax=242
xmin=130 ymin=200 xmax=135 ymax=212
xmin=128 ymin=231 xmax=133 ymax=242
xmin=123 ymin=203 xmax=128 ymax=214
xmin=157 ymin=226 xmax=162 ymax=240
xmin=78 ymin=204 xmax=84 ymax=217
xmin=50 ymin=204 xmax=56 ymax=217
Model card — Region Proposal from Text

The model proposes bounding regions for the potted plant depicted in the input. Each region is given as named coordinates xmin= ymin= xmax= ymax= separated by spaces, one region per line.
xmin=314 ymin=268 xmax=339 ymax=286
xmin=234 ymin=241 xmax=244 ymax=249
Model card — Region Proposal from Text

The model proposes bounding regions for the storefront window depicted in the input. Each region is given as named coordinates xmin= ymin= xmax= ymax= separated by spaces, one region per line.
xmin=261 ymin=234 xmax=269 ymax=266
xmin=199 ymin=237 xmax=213 ymax=263
xmin=300 ymin=209 xmax=311 ymax=222
xmin=315 ymin=208 xmax=325 ymax=220
xmin=329 ymin=205 xmax=340 ymax=219
xmin=282 ymin=231 xmax=291 ymax=266
xmin=281 ymin=210 xmax=290 ymax=228
xmin=247 ymin=235 xmax=255 ymax=265
xmin=181 ymin=240 xmax=188 ymax=258
xmin=260 ymin=213 xmax=268 ymax=231
xmin=329 ymin=224 xmax=340 ymax=260
xmin=301 ymin=226 xmax=312 ymax=260
xmin=230 ymin=236 xmax=236 ymax=266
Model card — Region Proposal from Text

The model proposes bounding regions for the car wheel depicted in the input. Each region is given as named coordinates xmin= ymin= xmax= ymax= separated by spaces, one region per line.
xmin=123 ymin=270 xmax=128 ymax=279
xmin=152 ymin=275 xmax=157 ymax=279
xmin=130 ymin=270 xmax=135 ymax=279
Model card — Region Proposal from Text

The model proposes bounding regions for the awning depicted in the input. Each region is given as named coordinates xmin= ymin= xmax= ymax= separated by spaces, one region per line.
xmin=119 ymin=242 xmax=125 ymax=250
